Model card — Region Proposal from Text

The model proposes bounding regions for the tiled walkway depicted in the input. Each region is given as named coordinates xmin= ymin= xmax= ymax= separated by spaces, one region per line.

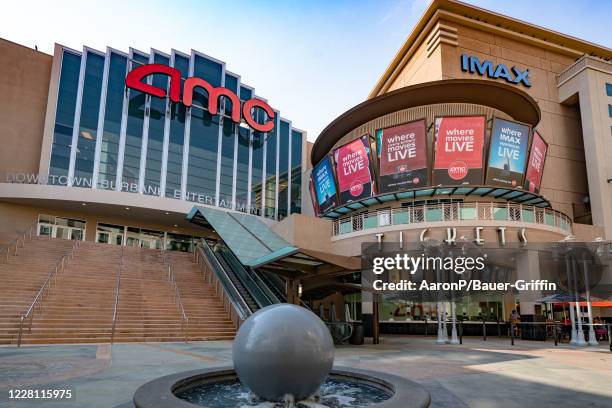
xmin=0 ymin=336 xmax=610 ymax=407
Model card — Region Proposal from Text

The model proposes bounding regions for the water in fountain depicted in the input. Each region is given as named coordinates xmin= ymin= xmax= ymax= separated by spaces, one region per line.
xmin=177 ymin=378 xmax=391 ymax=407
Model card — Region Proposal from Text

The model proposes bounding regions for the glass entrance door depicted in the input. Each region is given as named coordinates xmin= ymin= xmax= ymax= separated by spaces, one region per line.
xmin=37 ymin=215 xmax=86 ymax=241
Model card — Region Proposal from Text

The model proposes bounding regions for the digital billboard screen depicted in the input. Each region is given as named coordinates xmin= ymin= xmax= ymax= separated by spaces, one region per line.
xmin=308 ymin=176 xmax=320 ymax=216
xmin=524 ymin=131 xmax=548 ymax=194
xmin=312 ymin=155 xmax=339 ymax=214
xmin=377 ymin=119 xmax=428 ymax=193
xmin=433 ymin=116 xmax=485 ymax=185
xmin=334 ymin=135 xmax=375 ymax=204
xmin=485 ymin=118 xmax=530 ymax=188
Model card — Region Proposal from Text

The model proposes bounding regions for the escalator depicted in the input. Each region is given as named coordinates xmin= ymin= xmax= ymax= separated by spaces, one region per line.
xmin=202 ymin=240 xmax=280 ymax=313
xmin=252 ymin=269 xmax=287 ymax=302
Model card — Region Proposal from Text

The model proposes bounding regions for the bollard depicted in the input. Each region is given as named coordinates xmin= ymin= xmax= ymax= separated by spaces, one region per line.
xmin=510 ymin=322 xmax=515 ymax=346
xmin=424 ymin=316 xmax=428 ymax=336
xmin=459 ymin=320 xmax=463 ymax=345
xmin=608 ymin=324 xmax=611 ymax=352
xmin=553 ymin=322 xmax=558 ymax=346
xmin=497 ymin=318 xmax=501 ymax=338
xmin=482 ymin=319 xmax=486 ymax=341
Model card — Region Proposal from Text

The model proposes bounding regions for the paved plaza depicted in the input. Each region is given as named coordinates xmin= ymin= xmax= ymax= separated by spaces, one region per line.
xmin=0 ymin=336 xmax=610 ymax=408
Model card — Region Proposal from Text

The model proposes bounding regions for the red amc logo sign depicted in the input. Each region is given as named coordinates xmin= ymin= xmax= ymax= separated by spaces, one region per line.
xmin=125 ymin=64 xmax=275 ymax=132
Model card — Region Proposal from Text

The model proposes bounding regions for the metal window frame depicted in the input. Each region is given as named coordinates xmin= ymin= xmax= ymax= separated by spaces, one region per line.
xmin=286 ymin=119 xmax=293 ymax=217
xmin=180 ymin=50 xmax=196 ymax=201
xmin=92 ymin=47 xmax=115 ymax=189
xmin=228 ymin=71 xmax=242 ymax=211
xmin=66 ymin=47 xmax=88 ymax=186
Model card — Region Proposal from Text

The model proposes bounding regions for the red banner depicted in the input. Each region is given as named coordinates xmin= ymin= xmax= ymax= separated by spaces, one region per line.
xmin=524 ymin=131 xmax=547 ymax=194
xmin=433 ymin=116 xmax=485 ymax=185
xmin=377 ymin=120 xmax=428 ymax=193
xmin=334 ymin=135 xmax=375 ymax=204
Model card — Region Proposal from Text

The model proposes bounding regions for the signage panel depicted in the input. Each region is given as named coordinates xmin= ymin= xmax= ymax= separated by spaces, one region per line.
xmin=377 ymin=119 xmax=429 ymax=193
xmin=334 ymin=135 xmax=376 ymax=204
xmin=312 ymin=155 xmax=339 ymax=214
xmin=433 ymin=116 xmax=485 ymax=185
xmin=524 ymin=131 xmax=548 ymax=194
xmin=485 ymin=118 xmax=530 ymax=188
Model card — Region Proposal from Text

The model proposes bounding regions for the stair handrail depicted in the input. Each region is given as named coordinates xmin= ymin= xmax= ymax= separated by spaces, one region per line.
xmin=110 ymin=245 xmax=124 ymax=344
xmin=1 ymin=220 xmax=37 ymax=263
xmin=166 ymin=263 xmax=189 ymax=341
xmin=196 ymin=241 xmax=252 ymax=324
xmin=17 ymin=240 xmax=79 ymax=347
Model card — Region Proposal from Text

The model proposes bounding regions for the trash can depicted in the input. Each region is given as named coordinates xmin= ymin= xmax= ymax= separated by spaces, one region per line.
xmin=349 ymin=323 xmax=364 ymax=345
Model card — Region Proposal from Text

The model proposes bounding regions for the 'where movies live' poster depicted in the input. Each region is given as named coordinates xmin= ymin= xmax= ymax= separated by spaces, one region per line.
xmin=524 ymin=131 xmax=548 ymax=194
xmin=377 ymin=119 xmax=428 ymax=194
xmin=433 ymin=116 xmax=485 ymax=185
xmin=334 ymin=135 xmax=375 ymax=204
xmin=485 ymin=118 xmax=530 ymax=188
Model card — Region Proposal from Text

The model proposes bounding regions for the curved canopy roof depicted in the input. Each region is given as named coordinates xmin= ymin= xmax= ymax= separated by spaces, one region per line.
xmin=311 ymin=79 xmax=541 ymax=165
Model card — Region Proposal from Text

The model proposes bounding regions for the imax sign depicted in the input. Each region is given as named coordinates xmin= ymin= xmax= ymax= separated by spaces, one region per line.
xmin=460 ymin=54 xmax=531 ymax=87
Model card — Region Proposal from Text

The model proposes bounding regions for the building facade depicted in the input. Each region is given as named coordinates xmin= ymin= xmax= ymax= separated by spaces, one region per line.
xmin=0 ymin=0 xmax=611 ymax=333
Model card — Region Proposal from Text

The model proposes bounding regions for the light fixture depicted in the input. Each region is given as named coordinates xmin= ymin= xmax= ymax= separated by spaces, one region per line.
xmin=81 ymin=203 xmax=87 ymax=206
xmin=80 ymin=131 xmax=94 ymax=140
xmin=173 ymin=224 xmax=178 ymax=227
xmin=165 ymin=212 xmax=170 ymax=215
xmin=125 ymin=207 xmax=130 ymax=210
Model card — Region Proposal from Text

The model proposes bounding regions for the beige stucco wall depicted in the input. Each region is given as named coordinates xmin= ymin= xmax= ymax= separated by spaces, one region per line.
xmin=272 ymin=213 xmax=333 ymax=253
xmin=0 ymin=39 xmax=52 ymax=177
xmin=434 ymin=20 xmax=589 ymax=222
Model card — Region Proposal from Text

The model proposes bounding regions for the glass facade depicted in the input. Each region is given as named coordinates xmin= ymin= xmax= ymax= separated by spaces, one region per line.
xmin=73 ymin=50 xmax=105 ymax=187
xmin=143 ymin=52 xmax=170 ymax=196
xmin=290 ymin=129 xmax=303 ymax=214
xmin=49 ymin=51 xmax=81 ymax=185
xmin=46 ymin=45 xmax=304 ymax=221
xmin=97 ymin=52 xmax=128 ymax=190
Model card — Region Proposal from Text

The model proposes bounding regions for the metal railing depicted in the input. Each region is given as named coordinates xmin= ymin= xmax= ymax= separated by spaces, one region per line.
xmin=1 ymin=221 xmax=37 ymax=263
xmin=195 ymin=241 xmax=252 ymax=327
xmin=166 ymin=263 xmax=189 ymax=342
xmin=17 ymin=240 xmax=79 ymax=347
xmin=332 ymin=202 xmax=573 ymax=236
xmin=110 ymin=246 xmax=124 ymax=344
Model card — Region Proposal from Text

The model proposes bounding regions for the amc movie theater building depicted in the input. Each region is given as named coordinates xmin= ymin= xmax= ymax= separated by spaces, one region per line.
xmin=0 ymin=0 xmax=611 ymax=345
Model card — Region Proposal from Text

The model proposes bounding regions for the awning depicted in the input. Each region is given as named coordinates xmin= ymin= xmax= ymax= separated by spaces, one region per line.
xmin=186 ymin=206 xmax=360 ymax=275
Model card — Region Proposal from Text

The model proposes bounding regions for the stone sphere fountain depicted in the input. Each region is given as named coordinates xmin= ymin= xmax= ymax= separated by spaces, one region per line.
xmin=233 ymin=304 xmax=334 ymax=403
xmin=133 ymin=304 xmax=430 ymax=407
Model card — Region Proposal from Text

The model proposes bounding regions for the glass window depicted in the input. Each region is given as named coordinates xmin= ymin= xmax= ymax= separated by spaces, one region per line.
xmin=264 ymin=114 xmax=278 ymax=219
xmin=74 ymin=51 xmax=105 ymax=187
xmin=223 ymin=73 xmax=238 ymax=117
xmin=143 ymin=52 xmax=170 ymax=196
xmin=250 ymin=130 xmax=264 ymax=216
xmin=606 ymin=83 xmax=612 ymax=97
xmin=49 ymin=51 xmax=81 ymax=185
xmin=121 ymin=52 xmax=149 ymax=192
xmin=219 ymin=119 xmax=236 ymax=209
xmin=235 ymin=126 xmax=250 ymax=212
xmin=185 ymin=55 xmax=223 ymax=205
xmin=277 ymin=120 xmax=290 ymax=219
xmin=609 ymin=104 xmax=612 ymax=118
xmin=96 ymin=223 xmax=124 ymax=245
xmin=98 ymin=52 xmax=127 ymax=190
xmin=166 ymin=233 xmax=195 ymax=252
xmin=165 ymin=54 xmax=189 ymax=199
xmin=290 ymin=130 xmax=303 ymax=214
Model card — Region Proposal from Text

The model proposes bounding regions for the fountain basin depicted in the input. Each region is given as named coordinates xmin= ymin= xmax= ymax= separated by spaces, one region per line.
xmin=133 ymin=366 xmax=430 ymax=408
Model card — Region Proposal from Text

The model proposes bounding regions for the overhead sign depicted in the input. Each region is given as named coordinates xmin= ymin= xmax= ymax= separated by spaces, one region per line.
xmin=460 ymin=54 xmax=531 ymax=87
xmin=334 ymin=135 xmax=376 ymax=204
xmin=524 ymin=131 xmax=548 ymax=194
xmin=433 ymin=116 xmax=485 ymax=185
xmin=312 ymin=155 xmax=338 ymax=214
xmin=486 ymin=118 xmax=530 ymax=188
xmin=125 ymin=64 xmax=275 ymax=132
xmin=377 ymin=119 xmax=428 ymax=193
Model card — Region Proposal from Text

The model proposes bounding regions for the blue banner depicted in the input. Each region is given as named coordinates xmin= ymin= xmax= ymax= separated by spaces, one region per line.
xmin=485 ymin=118 xmax=530 ymax=188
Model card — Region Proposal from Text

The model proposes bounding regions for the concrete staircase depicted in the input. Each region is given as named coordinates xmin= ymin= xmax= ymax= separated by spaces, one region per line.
xmin=0 ymin=237 xmax=75 ymax=344
xmin=0 ymin=237 xmax=236 ymax=345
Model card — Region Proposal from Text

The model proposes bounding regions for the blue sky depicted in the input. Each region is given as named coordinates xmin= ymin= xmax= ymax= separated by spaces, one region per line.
xmin=2 ymin=0 xmax=611 ymax=141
